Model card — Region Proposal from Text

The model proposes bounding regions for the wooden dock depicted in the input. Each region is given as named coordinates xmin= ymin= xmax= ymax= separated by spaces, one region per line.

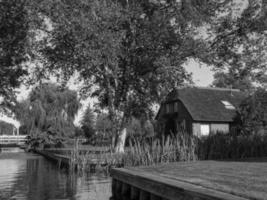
xmin=110 ymin=161 xmax=267 ymax=200
xmin=34 ymin=148 xmax=113 ymax=171
xmin=35 ymin=149 xmax=71 ymax=168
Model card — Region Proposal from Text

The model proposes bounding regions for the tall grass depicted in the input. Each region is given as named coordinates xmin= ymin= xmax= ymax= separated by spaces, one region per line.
xmin=69 ymin=132 xmax=197 ymax=173
xmin=123 ymin=133 xmax=197 ymax=166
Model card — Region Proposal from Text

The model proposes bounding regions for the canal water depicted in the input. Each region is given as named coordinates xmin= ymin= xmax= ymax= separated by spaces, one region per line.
xmin=0 ymin=147 xmax=112 ymax=200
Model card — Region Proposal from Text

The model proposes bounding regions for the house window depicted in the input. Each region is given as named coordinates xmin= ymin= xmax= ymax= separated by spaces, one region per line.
xmin=200 ymin=124 xmax=210 ymax=136
xmin=221 ymin=100 xmax=235 ymax=110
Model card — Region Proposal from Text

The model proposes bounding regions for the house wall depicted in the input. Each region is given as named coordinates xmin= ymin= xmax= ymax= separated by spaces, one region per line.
xmin=175 ymin=101 xmax=193 ymax=134
xmin=192 ymin=122 xmax=229 ymax=137
xmin=157 ymin=100 xmax=231 ymax=136
xmin=160 ymin=100 xmax=193 ymax=135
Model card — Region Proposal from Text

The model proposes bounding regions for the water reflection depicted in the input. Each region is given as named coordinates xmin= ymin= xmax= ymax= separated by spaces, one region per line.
xmin=0 ymin=148 xmax=111 ymax=200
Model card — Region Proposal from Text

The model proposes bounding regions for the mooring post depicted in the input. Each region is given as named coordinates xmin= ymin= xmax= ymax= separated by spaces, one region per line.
xmin=130 ymin=186 xmax=140 ymax=200
xmin=139 ymin=190 xmax=150 ymax=200
xmin=121 ymin=183 xmax=130 ymax=200
xmin=112 ymin=179 xmax=117 ymax=197
xmin=115 ymin=180 xmax=123 ymax=200
xmin=150 ymin=193 xmax=161 ymax=200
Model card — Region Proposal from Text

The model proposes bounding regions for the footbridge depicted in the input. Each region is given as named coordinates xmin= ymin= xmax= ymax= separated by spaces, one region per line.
xmin=0 ymin=135 xmax=27 ymax=145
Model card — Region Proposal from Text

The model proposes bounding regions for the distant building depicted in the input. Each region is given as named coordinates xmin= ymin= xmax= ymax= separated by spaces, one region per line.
xmin=155 ymin=87 xmax=247 ymax=137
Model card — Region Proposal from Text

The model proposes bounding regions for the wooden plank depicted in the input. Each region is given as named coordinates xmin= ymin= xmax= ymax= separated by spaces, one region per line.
xmin=111 ymin=168 xmax=248 ymax=200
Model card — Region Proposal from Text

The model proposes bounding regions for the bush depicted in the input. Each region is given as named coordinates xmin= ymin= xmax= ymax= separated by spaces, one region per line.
xmin=197 ymin=132 xmax=267 ymax=160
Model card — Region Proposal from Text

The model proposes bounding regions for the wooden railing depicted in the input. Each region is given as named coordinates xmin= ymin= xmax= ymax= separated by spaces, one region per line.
xmin=0 ymin=135 xmax=27 ymax=145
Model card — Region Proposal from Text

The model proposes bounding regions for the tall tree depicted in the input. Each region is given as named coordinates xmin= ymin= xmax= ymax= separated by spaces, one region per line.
xmin=15 ymin=83 xmax=80 ymax=148
xmin=31 ymin=0 xmax=220 ymax=151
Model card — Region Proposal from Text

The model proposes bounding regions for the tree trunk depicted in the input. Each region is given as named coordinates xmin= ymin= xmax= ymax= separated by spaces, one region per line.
xmin=115 ymin=127 xmax=127 ymax=153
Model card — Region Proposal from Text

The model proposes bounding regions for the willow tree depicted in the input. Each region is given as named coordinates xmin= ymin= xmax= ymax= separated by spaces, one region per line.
xmin=15 ymin=83 xmax=80 ymax=148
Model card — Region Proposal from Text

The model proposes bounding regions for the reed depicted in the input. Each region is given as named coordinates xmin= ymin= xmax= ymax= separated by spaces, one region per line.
xmin=69 ymin=132 xmax=197 ymax=173
xmin=122 ymin=133 xmax=197 ymax=167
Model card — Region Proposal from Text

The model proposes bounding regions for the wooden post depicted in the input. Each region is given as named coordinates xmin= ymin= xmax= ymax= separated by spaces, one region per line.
xmin=115 ymin=180 xmax=123 ymax=200
xmin=130 ymin=186 xmax=140 ymax=200
xmin=112 ymin=179 xmax=117 ymax=197
xmin=121 ymin=183 xmax=130 ymax=200
xmin=139 ymin=190 xmax=150 ymax=200
xmin=150 ymin=193 xmax=161 ymax=200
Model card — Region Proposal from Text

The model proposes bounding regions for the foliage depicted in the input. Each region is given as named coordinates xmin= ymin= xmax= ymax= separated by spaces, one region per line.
xmin=80 ymin=106 xmax=95 ymax=139
xmin=95 ymin=113 xmax=113 ymax=136
xmin=197 ymin=132 xmax=267 ymax=160
xmin=126 ymin=117 xmax=155 ymax=142
xmin=19 ymin=124 xmax=28 ymax=135
xmin=126 ymin=118 xmax=142 ymax=138
xmin=210 ymin=0 xmax=267 ymax=90
xmin=0 ymin=0 xmax=29 ymax=100
xmin=212 ymin=71 xmax=254 ymax=91
xmin=15 ymin=83 xmax=80 ymax=149
xmin=29 ymin=0 xmax=217 ymax=143
xmin=74 ymin=126 xmax=84 ymax=138
xmin=0 ymin=120 xmax=14 ymax=135
xmin=237 ymin=88 xmax=267 ymax=134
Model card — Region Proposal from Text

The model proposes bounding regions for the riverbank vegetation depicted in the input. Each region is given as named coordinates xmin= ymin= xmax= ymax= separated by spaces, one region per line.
xmin=15 ymin=83 xmax=80 ymax=149
xmin=197 ymin=133 xmax=267 ymax=160
xmin=65 ymin=133 xmax=196 ymax=173
xmin=68 ymin=131 xmax=267 ymax=173
xmin=0 ymin=121 xmax=14 ymax=135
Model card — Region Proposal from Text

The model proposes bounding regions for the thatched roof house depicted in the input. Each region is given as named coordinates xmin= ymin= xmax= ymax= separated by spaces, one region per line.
xmin=156 ymin=87 xmax=247 ymax=136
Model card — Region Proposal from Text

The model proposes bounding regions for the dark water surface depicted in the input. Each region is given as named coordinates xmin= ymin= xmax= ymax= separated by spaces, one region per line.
xmin=0 ymin=148 xmax=111 ymax=200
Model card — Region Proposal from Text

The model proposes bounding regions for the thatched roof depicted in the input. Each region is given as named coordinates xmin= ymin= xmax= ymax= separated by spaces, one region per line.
xmin=159 ymin=87 xmax=247 ymax=122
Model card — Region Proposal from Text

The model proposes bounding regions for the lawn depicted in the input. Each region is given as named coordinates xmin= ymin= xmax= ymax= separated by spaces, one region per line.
xmin=129 ymin=160 xmax=267 ymax=200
